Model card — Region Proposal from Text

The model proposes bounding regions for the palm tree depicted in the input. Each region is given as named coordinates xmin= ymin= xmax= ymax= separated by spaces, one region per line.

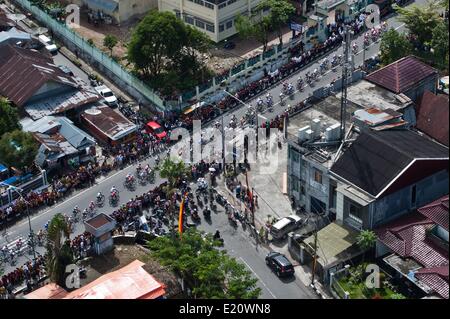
xmin=356 ymin=230 xmax=377 ymax=262
xmin=157 ymin=158 xmax=190 ymax=233
xmin=46 ymin=213 xmax=73 ymax=286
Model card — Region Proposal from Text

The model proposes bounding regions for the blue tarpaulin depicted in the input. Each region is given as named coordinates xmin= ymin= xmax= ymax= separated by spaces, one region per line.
xmin=0 ymin=163 xmax=7 ymax=173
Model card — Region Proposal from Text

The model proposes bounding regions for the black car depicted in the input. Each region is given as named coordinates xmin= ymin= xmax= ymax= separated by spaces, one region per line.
xmin=265 ymin=252 xmax=295 ymax=277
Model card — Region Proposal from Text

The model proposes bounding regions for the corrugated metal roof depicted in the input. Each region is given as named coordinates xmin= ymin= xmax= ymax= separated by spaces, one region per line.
xmin=0 ymin=45 xmax=95 ymax=110
xmin=365 ymin=56 xmax=438 ymax=94
xmin=82 ymin=105 xmax=137 ymax=141
xmin=21 ymin=115 xmax=60 ymax=134
xmin=415 ymin=90 xmax=449 ymax=146
xmin=0 ymin=27 xmax=31 ymax=44
xmin=57 ymin=117 xmax=95 ymax=149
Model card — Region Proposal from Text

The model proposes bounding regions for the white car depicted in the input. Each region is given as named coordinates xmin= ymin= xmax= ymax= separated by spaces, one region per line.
xmin=95 ymin=85 xmax=118 ymax=107
xmin=270 ymin=215 xmax=303 ymax=240
xmin=38 ymin=35 xmax=58 ymax=55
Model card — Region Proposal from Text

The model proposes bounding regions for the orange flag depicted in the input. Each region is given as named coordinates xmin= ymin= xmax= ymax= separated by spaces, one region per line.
xmin=178 ymin=195 xmax=185 ymax=237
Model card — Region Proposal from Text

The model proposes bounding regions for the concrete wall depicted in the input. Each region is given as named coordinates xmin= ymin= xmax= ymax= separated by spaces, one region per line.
xmin=404 ymin=75 xmax=438 ymax=103
xmin=371 ymin=169 xmax=449 ymax=228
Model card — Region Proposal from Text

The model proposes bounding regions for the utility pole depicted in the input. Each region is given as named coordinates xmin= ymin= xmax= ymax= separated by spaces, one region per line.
xmin=311 ymin=226 xmax=318 ymax=287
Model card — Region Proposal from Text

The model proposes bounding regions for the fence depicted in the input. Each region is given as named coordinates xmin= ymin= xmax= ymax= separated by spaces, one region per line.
xmin=12 ymin=0 xmax=166 ymax=112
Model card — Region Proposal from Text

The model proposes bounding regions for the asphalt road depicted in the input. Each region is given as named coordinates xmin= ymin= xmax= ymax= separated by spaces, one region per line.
xmin=0 ymin=0 xmax=426 ymax=297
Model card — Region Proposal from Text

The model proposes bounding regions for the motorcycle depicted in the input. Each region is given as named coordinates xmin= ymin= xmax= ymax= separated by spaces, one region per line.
xmin=109 ymin=192 xmax=119 ymax=206
xmin=96 ymin=194 xmax=105 ymax=207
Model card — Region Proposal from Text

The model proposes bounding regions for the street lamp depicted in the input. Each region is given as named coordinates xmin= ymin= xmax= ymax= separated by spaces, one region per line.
xmin=0 ymin=181 xmax=37 ymax=261
xmin=221 ymin=90 xmax=260 ymax=159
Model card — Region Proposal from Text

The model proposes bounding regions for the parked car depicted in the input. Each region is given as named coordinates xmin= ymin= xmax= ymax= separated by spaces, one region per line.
xmin=95 ymin=85 xmax=118 ymax=107
xmin=58 ymin=65 xmax=74 ymax=76
xmin=146 ymin=121 xmax=167 ymax=140
xmin=265 ymin=252 xmax=295 ymax=277
xmin=270 ymin=215 xmax=303 ymax=240
xmin=38 ymin=35 xmax=58 ymax=55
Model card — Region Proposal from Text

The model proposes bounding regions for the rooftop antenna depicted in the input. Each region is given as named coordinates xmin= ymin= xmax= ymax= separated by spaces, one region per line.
xmin=340 ymin=25 xmax=353 ymax=143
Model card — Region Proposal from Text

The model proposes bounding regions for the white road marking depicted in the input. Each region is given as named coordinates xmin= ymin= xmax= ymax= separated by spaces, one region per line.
xmin=239 ymin=256 xmax=277 ymax=298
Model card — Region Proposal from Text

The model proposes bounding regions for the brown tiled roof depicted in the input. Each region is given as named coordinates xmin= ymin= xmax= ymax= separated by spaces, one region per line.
xmin=0 ymin=45 xmax=78 ymax=107
xmin=376 ymin=212 xmax=449 ymax=299
xmin=418 ymin=195 xmax=449 ymax=231
xmin=415 ymin=90 xmax=449 ymax=146
xmin=365 ymin=56 xmax=438 ymax=94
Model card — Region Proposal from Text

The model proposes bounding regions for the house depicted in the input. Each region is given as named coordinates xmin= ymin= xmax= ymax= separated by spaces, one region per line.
xmin=84 ymin=0 xmax=158 ymax=24
xmin=414 ymin=90 xmax=449 ymax=147
xmin=375 ymin=195 xmax=449 ymax=299
xmin=25 ymin=260 xmax=167 ymax=299
xmin=339 ymin=79 xmax=417 ymax=126
xmin=0 ymin=45 xmax=100 ymax=120
xmin=330 ymin=129 xmax=449 ymax=231
xmin=365 ymin=55 xmax=439 ymax=103
xmin=286 ymin=95 xmax=361 ymax=217
xmin=81 ymin=105 xmax=137 ymax=145
xmin=158 ymin=0 xmax=266 ymax=42
xmin=21 ymin=116 xmax=97 ymax=169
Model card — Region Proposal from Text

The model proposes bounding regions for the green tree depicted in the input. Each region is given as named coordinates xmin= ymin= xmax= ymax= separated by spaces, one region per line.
xmin=103 ymin=35 xmax=118 ymax=56
xmin=431 ymin=20 xmax=449 ymax=69
xmin=45 ymin=213 xmax=73 ymax=287
xmin=394 ymin=1 xmax=441 ymax=47
xmin=379 ymin=29 xmax=413 ymax=65
xmin=235 ymin=14 xmax=272 ymax=52
xmin=147 ymin=228 xmax=261 ymax=299
xmin=0 ymin=97 xmax=20 ymax=138
xmin=357 ymin=230 xmax=377 ymax=262
xmin=128 ymin=11 xmax=187 ymax=78
xmin=257 ymin=0 xmax=295 ymax=45
xmin=0 ymin=130 xmax=38 ymax=171
xmin=87 ymin=38 xmax=94 ymax=46
xmin=157 ymin=158 xmax=190 ymax=231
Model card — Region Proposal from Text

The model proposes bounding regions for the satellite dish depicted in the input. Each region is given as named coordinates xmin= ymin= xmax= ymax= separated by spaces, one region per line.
xmin=85 ymin=108 xmax=102 ymax=116
xmin=7 ymin=13 xmax=26 ymax=24
xmin=31 ymin=27 xmax=48 ymax=36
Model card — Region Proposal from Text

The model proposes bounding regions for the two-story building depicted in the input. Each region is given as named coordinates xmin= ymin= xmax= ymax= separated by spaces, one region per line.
xmin=158 ymin=0 xmax=266 ymax=42
xmin=330 ymin=129 xmax=449 ymax=231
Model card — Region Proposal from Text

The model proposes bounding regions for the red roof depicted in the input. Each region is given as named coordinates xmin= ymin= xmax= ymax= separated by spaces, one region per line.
xmin=365 ymin=56 xmax=438 ymax=94
xmin=376 ymin=212 xmax=449 ymax=299
xmin=418 ymin=195 xmax=449 ymax=231
xmin=415 ymin=91 xmax=449 ymax=146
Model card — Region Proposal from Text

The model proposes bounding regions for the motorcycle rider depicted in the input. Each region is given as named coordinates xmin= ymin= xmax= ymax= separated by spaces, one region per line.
xmin=97 ymin=192 xmax=104 ymax=202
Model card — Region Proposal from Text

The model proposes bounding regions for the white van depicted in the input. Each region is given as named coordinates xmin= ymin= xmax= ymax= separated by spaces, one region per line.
xmin=38 ymin=35 xmax=58 ymax=55
xmin=270 ymin=215 xmax=303 ymax=240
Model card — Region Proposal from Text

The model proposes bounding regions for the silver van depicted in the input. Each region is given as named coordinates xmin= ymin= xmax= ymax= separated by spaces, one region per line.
xmin=270 ymin=215 xmax=303 ymax=240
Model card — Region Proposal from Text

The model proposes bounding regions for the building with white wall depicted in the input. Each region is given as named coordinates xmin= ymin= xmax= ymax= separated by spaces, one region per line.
xmin=158 ymin=0 xmax=265 ymax=42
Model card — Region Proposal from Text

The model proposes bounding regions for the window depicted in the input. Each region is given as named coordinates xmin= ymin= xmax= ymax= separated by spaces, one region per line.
xmin=300 ymin=183 xmax=305 ymax=195
xmin=219 ymin=3 xmax=227 ymax=9
xmin=184 ymin=16 xmax=194 ymax=25
xmin=292 ymin=177 xmax=299 ymax=192
xmin=174 ymin=10 xmax=181 ymax=19
xmin=194 ymin=0 xmax=204 ymax=5
xmin=313 ymin=168 xmax=322 ymax=184
xmin=219 ymin=24 xmax=225 ymax=32
xmin=349 ymin=204 xmax=363 ymax=223
xmin=227 ymin=0 xmax=237 ymax=4
xmin=204 ymin=1 xmax=214 ymax=9
xmin=411 ymin=185 xmax=417 ymax=207
xmin=195 ymin=20 xmax=205 ymax=29
xmin=226 ymin=20 xmax=233 ymax=29
xmin=206 ymin=23 xmax=215 ymax=32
